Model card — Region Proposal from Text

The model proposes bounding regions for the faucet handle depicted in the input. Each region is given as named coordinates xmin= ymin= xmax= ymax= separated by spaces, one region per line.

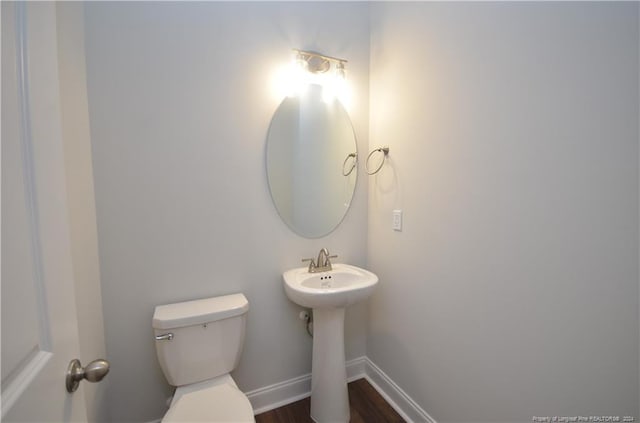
xmin=325 ymin=254 xmax=338 ymax=267
xmin=302 ymin=258 xmax=316 ymax=272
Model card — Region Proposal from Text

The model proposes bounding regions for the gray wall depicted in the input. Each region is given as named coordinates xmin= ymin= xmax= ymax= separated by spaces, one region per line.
xmin=84 ymin=3 xmax=369 ymax=422
xmin=367 ymin=3 xmax=639 ymax=422
xmin=84 ymin=2 xmax=639 ymax=422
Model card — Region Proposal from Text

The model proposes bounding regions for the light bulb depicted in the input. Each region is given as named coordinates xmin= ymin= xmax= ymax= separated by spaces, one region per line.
xmin=335 ymin=62 xmax=346 ymax=80
xmin=294 ymin=52 xmax=308 ymax=73
xmin=322 ymin=62 xmax=347 ymax=104
xmin=290 ymin=52 xmax=309 ymax=97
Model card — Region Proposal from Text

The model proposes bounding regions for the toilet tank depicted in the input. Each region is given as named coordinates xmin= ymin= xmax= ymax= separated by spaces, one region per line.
xmin=152 ymin=293 xmax=249 ymax=387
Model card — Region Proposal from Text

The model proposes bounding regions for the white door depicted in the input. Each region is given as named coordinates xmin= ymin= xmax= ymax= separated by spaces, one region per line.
xmin=2 ymin=2 xmax=89 ymax=421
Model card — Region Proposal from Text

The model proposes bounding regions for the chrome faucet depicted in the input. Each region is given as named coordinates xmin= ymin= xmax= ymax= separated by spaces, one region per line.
xmin=302 ymin=248 xmax=338 ymax=273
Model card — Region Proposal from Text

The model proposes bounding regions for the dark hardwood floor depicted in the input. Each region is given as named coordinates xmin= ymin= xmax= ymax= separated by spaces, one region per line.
xmin=255 ymin=378 xmax=405 ymax=423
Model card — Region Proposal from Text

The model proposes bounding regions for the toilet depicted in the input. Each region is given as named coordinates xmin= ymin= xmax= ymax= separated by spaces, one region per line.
xmin=152 ymin=293 xmax=255 ymax=422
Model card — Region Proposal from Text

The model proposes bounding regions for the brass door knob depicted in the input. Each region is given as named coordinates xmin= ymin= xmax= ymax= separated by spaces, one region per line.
xmin=66 ymin=358 xmax=110 ymax=393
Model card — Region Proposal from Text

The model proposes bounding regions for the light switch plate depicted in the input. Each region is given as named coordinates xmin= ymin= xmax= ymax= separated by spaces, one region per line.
xmin=392 ymin=209 xmax=402 ymax=231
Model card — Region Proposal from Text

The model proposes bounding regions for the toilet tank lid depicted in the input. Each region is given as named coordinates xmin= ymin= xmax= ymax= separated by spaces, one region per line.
xmin=153 ymin=293 xmax=249 ymax=330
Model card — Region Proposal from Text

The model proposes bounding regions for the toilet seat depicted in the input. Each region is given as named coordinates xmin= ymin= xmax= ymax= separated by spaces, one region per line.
xmin=162 ymin=383 xmax=255 ymax=422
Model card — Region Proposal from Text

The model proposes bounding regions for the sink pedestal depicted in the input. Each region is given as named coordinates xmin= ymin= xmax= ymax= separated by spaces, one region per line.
xmin=310 ymin=307 xmax=349 ymax=423
xmin=282 ymin=263 xmax=378 ymax=423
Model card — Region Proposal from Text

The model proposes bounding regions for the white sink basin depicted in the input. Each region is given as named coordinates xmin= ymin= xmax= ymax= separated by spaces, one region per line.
xmin=283 ymin=263 xmax=378 ymax=309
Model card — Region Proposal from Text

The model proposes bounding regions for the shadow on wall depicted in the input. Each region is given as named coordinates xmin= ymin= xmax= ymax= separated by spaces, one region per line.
xmin=370 ymin=157 xmax=400 ymax=213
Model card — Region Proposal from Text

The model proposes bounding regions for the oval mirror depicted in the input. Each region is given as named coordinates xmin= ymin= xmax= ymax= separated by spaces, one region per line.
xmin=266 ymin=85 xmax=357 ymax=238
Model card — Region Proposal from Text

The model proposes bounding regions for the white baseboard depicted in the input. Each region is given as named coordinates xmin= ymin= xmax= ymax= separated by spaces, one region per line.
xmin=246 ymin=355 xmax=436 ymax=423
xmin=245 ymin=371 xmax=310 ymax=415
xmin=346 ymin=355 xmax=368 ymax=382
xmin=363 ymin=358 xmax=436 ymax=423
xmin=246 ymin=356 xmax=367 ymax=415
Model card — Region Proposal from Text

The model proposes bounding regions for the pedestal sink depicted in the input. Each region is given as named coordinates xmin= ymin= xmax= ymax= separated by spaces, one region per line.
xmin=283 ymin=263 xmax=378 ymax=423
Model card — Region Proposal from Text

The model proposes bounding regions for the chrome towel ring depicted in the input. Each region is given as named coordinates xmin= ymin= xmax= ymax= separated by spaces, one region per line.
xmin=366 ymin=146 xmax=389 ymax=175
xmin=342 ymin=152 xmax=357 ymax=176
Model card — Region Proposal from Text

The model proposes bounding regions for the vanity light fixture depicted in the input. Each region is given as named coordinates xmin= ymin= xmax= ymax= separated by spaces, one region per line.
xmin=290 ymin=49 xmax=349 ymax=103
xmin=293 ymin=49 xmax=347 ymax=76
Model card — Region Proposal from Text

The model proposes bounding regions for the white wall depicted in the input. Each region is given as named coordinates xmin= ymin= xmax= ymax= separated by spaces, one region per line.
xmin=83 ymin=3 xmax=369 ymax=422
xmin=368 ymin=3 xmax=639 ymax=422
xmin=56 ymin=3 xmax=109 ymax=422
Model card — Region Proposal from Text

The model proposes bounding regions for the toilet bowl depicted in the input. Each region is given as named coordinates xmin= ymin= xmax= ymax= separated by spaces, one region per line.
xmin=163 ymin=377 xmax=254 ymax=422
xmin=153 ymin=294 xmax=254 ymax=422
